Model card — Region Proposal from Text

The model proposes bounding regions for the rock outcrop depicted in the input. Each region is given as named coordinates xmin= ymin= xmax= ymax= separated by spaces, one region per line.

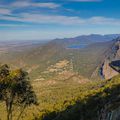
xmin=102 ymin=59 xmax=119 ymax=79
xmin=99 ymin=38 xmax=120 ymax=79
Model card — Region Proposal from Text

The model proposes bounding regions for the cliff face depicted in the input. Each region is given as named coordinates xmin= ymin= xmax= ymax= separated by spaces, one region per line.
xmin=100 ymin=38 xmax=120 ymax=79
xmin=102 ymin=59 xmax=119 ymax=79
xmin=107 ymin=107 xmax=120 ymax=120
xmin=99 ymin=106 xmax=120 ymax=120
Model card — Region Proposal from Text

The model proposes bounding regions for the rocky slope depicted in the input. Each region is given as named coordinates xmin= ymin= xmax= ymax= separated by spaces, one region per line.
xmin=100 ymin=38 xmax=120 ymax=79
xmin=101 ymin=59 xmax=119 ymax=79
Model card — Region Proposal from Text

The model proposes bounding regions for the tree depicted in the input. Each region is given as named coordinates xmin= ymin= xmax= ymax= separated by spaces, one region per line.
xmin=0 ymin=64 xmax=37 ymax=120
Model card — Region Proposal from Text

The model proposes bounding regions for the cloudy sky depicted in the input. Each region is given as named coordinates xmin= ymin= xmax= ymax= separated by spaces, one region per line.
xmin=0 ymin=0 xmax=120 ymax=40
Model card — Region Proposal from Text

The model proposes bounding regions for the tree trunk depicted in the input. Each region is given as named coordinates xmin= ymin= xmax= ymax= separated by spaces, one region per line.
xmin=6 ymin=100 xmax=10 ymax=120
xmin=7 ymin=104 xmax=13 ymax=120
xmin=17 ymin=105 xmax=26 ymax=120
xmin=7 ymin=108 xmax=10 ymax=120
xmin=6 ymin=96 xmax=13 ymax=120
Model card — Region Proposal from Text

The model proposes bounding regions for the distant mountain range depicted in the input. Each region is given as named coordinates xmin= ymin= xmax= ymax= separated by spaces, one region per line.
xmin=53 ymin=34 xmax=120 ymax=46
xmin=0 ymin=34 xmax=120 ymax=81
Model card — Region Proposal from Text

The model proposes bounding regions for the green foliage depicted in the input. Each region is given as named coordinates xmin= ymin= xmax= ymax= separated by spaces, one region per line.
xmin=0 ymin=64 xmax=37 ymax=120
xmin=0 ymin=65 xmax=120 ymax=120
xmin=34 ymin=75 xmax=120 ymax=120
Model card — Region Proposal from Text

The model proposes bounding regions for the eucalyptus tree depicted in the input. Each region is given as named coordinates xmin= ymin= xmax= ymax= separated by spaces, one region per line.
xmin=0 ymin=64 xmax=37 ymax=120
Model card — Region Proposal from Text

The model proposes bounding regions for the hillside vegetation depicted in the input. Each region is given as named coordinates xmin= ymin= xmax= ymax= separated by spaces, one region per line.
xmin=1 ymin=69 xmax=120 ymax=120
xmin=34 ymin=74 xmax=120 ymax=120
xmin=0 ymin=73 xmax=117 ymax=120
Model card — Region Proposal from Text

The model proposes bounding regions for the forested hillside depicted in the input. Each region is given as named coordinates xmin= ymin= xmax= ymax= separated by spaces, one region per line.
xmin=34 ymin=74 xmax=120 ymax=120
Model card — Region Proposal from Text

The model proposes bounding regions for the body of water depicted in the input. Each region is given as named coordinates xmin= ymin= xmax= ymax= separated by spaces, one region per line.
xmin=67 ymin=44 xmax=88 ymax=49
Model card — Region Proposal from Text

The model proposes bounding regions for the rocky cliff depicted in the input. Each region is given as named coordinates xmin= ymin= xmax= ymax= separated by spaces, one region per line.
xmin=101 ymin=59 xmax=119 ymax=79
xmin=100 ymin=38 xmax=120 ymax=79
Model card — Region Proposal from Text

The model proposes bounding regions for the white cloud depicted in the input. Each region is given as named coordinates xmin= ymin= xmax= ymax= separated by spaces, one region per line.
xmin=0 ymin=13 xmax=84 ymax=25
xmin=88 ymin=17 xmax=120 ymax=25
xmin=0 ymin=8 xmax=11 ymax=15
xmin=0 ymin=13 xmax=120 ymax=26
xmin=11 ymin=1 xmax=60 ymax=8
xmin=21 ymin=13 xmax=85 ymax=25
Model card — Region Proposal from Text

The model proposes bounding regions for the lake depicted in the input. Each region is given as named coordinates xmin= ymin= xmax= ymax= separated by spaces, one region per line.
xmin=67 ymin=44 xmax=88 ymax=49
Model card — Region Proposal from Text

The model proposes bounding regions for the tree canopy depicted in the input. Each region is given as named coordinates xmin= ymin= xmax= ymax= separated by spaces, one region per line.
xmin=0 ymin=64 xmax=37 ymax=120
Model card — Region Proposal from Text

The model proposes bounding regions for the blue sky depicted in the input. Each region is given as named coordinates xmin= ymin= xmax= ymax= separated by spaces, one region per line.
xmin=0 ymin=0 xmax=120 ymax=40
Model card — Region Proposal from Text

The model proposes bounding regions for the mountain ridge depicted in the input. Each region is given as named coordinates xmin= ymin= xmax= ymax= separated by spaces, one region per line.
xmin=0 ymin=34 xmax=120 ymax=81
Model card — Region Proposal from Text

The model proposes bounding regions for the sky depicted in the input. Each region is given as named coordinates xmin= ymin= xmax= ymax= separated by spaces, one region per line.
xmin=0 ymin=0 xmax=120 ymax=40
